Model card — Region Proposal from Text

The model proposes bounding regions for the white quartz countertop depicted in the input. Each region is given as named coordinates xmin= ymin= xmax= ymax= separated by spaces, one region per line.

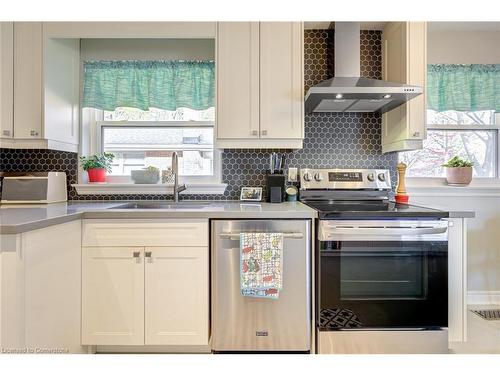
xmin=0 ymin=201 xmax=318 ymax=234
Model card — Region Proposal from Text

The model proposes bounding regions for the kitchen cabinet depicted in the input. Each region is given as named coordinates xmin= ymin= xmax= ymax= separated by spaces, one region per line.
xmin=81 ymin=219 xmax=209 ymax=348
xmin=216 ymin=22 xmax=260 ymax=140
xmin=13 ymin=22 xmax=43 ymax=140
xmin=216 ymin=22 xmax=304 ymax=149
xmin=0 ymin=22 xmax=13 ymax=139
xmin=382 ymin=22 xmax=427 ymax=153
xmin=0 ymin=22 xmax=79 ymax=152
xmin=0 ymin=221 xmax=84 ymax=353
xmin=81 ymin=247 xmax=145 ymax=345
xmin=145 ymin=247 xmax=208 ymax=345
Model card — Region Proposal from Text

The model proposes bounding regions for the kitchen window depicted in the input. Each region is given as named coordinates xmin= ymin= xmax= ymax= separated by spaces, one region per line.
xmin=81 ymin=60 xmax=221 ymax=185
xmin=399 ymin=64 xmax=500 ymax=179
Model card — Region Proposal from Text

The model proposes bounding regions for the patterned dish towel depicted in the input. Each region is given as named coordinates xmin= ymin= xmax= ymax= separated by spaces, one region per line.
xmin=240 ymin=232 xmax=283 ymax=299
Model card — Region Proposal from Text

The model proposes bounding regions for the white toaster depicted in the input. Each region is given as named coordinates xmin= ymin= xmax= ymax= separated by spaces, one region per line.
xmin=1 ymin=172 xmax=67 ymax=204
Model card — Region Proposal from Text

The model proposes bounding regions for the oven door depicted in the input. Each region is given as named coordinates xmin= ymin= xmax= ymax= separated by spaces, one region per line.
xmin=318 ymin=220 xmax=448 ymax=331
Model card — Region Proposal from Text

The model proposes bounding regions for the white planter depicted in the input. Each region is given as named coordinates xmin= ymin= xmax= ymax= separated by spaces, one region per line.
xmin=445 ymin=167 xmax=473 ymax=186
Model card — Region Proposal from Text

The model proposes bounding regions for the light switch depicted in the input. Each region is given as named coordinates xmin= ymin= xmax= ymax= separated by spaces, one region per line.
xmin=288 ymin=167 xmax=298 ymax=182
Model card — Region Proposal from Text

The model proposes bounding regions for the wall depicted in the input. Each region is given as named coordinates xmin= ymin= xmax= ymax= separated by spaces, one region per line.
xmin=420 ymin=27 xmax=500 ymax=298
xmin=428 ymin=31 xmax=500 ymax=64
xmin=80 ymin=38 xmax=215 ymax=61
xmin=1 ymin=29 xmax=397 ymax=201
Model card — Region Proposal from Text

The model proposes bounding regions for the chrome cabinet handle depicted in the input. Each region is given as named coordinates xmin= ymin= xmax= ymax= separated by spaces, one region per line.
xmin=251 ymin=130 xmax=258 ymax=136
xmin=261 ymin=130 xmax=268 ymax=136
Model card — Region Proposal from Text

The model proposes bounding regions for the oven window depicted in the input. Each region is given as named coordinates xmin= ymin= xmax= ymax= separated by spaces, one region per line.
xmin=339 ymin=243 xmax=427 ymax=300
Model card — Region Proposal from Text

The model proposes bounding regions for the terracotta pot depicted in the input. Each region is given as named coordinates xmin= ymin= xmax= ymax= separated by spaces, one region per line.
xmin=445 ymin=167 xmax=473 ymax=186
xmin=87 ymin=168 xmax=107 ymax=183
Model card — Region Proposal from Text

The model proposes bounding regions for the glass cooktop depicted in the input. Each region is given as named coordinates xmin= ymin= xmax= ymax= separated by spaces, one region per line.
xmin=302 ymin=200 xmax=448 ymax=219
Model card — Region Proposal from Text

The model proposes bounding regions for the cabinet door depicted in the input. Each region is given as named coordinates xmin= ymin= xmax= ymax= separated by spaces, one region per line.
xmin=14 ymin=22 xmax=43 ymax=139
xmin=0 ymin=22 xmax=13 ymax=139
xmin=82 ymin=247 xmax=144 ymax=345
xmin=44 ymin=38 xmax=80 ymax=145
xmin=145 ymin=247 xmax=209 ymax=345
xmin=259 ymin=22 xmax=303 ymax=139
xmin=23 ymin=221 xmax=84 ymax=353
xmin=216 ymin=22 xmax=260 ymax=139
xmin=382 ymin=22 xmax=426 ymax=153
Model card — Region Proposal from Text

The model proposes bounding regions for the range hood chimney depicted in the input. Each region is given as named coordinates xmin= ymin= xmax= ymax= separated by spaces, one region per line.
xmin=305 ymin=22 xmax=422 ymax=114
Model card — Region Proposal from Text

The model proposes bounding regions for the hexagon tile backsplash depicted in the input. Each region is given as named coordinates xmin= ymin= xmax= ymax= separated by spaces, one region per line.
xmin=0 ymin=30 xmax=397 ymax=201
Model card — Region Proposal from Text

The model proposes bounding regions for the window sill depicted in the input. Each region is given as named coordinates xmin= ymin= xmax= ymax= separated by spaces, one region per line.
xmin=406 ymin=178 xmax=500 ymax=197
xmin=72 ymin=182 xmax=227 ymax=196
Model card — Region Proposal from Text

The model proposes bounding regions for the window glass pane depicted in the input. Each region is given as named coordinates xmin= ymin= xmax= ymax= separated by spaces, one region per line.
xmin=399 ymin=130 xmax=497 ymax=178
xmin=102 ymin=126 xmax=214 ymax=176
xmin=427 ymin=109 xmax=496 ymax=125
xmin=104 ymin=106 xmax=215 ymax=122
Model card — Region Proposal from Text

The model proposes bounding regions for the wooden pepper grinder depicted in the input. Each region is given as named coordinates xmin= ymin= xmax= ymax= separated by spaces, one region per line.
xmin=395 ymin=162 xmax=409 ymax=204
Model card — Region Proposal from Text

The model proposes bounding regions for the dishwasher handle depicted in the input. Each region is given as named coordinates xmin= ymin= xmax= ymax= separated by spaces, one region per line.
xmin=219 ymin=232 xmax=304 ymax=240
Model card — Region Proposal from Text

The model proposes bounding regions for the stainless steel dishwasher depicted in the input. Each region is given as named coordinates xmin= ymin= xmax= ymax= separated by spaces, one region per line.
xmin=211 ymin=219 xmax=311 ymax=352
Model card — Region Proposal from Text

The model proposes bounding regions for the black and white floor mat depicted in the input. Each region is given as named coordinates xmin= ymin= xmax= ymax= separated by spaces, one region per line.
xmin=319 ymin=308 xmax=363 ymax=329
xmin=471 ymin=309 xmax=500 ymax=320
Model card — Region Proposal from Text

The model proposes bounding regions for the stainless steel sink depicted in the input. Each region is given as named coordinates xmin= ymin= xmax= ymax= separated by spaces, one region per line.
xmin=111 ymin=202 xmax=213 ymax=210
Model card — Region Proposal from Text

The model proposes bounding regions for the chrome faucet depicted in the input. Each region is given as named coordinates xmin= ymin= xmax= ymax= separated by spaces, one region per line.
xmin=171 ymin=151 xmax=186 ymax=202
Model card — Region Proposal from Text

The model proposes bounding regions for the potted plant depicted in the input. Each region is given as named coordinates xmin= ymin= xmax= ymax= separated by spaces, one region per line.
xmin=442 ymin=156 xmax=474 ymax=186
xmin=131 ymin=166 xmax=160 ymax=184
xmin=80 ymin=153 xmax=115 ymax=183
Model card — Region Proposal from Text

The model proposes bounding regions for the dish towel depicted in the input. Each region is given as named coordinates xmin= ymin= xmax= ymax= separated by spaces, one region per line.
xmin=240 ymin=232 xmax=283 ymax=299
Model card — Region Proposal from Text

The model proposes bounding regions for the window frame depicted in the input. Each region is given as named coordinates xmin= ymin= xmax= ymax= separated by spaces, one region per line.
xmin=403 ymin=112 xmax=500 ymax=181
xmin=88 ymin=108 xmax=221 ymax=185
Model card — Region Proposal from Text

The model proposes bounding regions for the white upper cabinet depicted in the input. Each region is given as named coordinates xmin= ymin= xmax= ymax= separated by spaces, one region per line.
xmin=259 ymin=22 xmax=303 ymax=140
xmin=0 ymin=22 xmax=14 ymax=139
xmin=216 ymin=22 xmax=260 ymax=140
xmin=0 ymin=22 xmax=80 ymax=151
xmin=216 ymin=22 xmax=304 ymax=149
xmin=13 ymin=22 xmax=43 ymax=140
xmin=44 ymin=38 xmax=80 ymax=146
xmin=382 ymin=22 xmax=427 ymax=153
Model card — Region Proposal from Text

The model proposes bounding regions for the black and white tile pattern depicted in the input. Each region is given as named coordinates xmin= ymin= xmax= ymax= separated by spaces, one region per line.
xmin=0 ymin=29 xmax=397 ymax=201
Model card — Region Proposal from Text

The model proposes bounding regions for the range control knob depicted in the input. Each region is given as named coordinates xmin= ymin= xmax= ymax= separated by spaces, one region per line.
xmin=367 ymin=173 xmax=375 ymax=182
xmin=378 ymin=173 xmax=386 ymax=182
xmin=303 ymin=172 xmax=312 ymax=182
xmin=314 ymin=173 xmax=324 ymax=182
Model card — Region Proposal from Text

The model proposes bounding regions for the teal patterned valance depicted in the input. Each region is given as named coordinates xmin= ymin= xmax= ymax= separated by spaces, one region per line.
xmin=427 ymin=64 xmax=500 ymax=112
xmin=82 ymin=60 xmax=215 ymax=111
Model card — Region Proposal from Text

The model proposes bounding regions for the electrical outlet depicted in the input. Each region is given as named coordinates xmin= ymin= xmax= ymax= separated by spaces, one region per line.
xmin=288 ymin=167 xmax=298 ymax=182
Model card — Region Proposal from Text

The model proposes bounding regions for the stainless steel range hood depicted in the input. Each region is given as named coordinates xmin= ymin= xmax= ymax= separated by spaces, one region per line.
xmin=305 ymin=22 xmax=422 ymax=114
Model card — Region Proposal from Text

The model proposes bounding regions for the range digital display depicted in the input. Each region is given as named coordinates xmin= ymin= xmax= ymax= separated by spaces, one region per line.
xmin=328 ymin=172 xmax=363 ymax=182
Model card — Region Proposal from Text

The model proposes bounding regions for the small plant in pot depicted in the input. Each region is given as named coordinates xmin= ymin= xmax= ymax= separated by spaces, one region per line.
xmin=131 ymin=166 xmax=160 ymax=184
xmin=80 ymin=153 xmax=115 ymax=183
xmin=442 ymin=156 xmax=474 ymax=186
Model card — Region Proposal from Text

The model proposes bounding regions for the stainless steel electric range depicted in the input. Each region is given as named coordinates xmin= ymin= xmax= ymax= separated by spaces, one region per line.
xmin=299 ymin=168 xmax=450 ymax=354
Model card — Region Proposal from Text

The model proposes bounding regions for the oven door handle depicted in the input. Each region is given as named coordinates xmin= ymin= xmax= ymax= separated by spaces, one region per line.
xmin=322 ymin=226 xmax=447 ymax=236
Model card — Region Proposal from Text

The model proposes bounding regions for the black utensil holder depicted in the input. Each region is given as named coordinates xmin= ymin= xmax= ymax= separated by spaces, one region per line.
xmin=266 ymin=172 xmax=286 ymax=203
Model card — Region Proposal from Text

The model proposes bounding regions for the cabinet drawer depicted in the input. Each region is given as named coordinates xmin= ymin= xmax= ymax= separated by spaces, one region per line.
xmin=82 ymin=219 xmax=208 ymax=247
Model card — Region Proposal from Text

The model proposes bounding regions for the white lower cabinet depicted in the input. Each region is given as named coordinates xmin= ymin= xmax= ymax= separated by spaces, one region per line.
xmin=0 ymin=220 xmax=84 ymax=353
xmin=145 ymin=247 xmax=209 ymax=345
xmin=81 ymin=247 xmax=145 ymax=346
xmin=81 ymin=219 xmax=209 ymax=348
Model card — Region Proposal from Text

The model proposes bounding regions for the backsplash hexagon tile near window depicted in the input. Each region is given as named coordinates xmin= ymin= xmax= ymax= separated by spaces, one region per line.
xmin=0 ymin=29 xmax=396 ymax=202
